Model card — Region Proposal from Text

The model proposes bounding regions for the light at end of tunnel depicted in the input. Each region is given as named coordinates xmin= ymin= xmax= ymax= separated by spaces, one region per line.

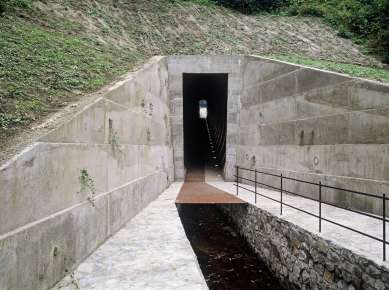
xmin=213 ymin=157 xmax=216 ymax=159
xmin=215 ymin=165 xmax=218 ymax=167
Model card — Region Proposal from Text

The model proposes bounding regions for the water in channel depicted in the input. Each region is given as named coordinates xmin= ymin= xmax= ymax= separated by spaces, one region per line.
xmin=178 ymin=204 xmax=285 ymax=290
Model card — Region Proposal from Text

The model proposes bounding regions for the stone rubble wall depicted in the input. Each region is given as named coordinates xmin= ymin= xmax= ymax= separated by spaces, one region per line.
xmin=218 ymin=203 xmax=389 ymax=290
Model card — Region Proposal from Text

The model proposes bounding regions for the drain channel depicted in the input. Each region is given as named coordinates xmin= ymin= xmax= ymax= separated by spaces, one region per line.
xmin=178 ymin=204 xmax=285 ymax=290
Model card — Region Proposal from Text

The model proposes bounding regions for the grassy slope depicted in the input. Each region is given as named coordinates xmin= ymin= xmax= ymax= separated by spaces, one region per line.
xmin=0 ymin=0 xmax=388 ymax=141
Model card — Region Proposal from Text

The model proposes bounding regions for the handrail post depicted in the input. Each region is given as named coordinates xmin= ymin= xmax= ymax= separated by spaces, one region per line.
xmin=255 ymin=169 xmax=257 ymax=204
xmin=382 ymin=193 xmax=386 ymax=261
xmin=280 ymin=174 xmax=283 ymax=215
xmin=319 ymin=181 xmax=322 ymax=233
xmin=236 ymin=166 xmax=239 ymax=196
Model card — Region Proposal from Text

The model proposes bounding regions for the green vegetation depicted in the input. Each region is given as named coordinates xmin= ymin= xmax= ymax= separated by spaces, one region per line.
xmin=77 ymin=168 xmax=103 ymax=214
xmin=54 ymin=247 xmax=79 ymax=289
xmin=0 ymin=0 xmax=388 ymax=141
xmin=141 ymin=100 xmax=154 ymax=118
xmin=77 ymin=169 xmax=96 ymax=196
xmin=212 ymin=0 xmax=389 ymax=64
xmin=0 ymin=11 xmax=143 ymax=137
xmin=286 ymin=0 xmax=389 ymax=63
xmin=214 ymin=0 xmax=288 ymax=13
xmin=269 ymin=56 xmax=389 ymax=83
xmin=147 ymin=128 xmax=152 ymax=143
xmin=0 ymin=0 xmax=33 ymax=14
xmin=109 ymin=118 xmax=124 ymax=154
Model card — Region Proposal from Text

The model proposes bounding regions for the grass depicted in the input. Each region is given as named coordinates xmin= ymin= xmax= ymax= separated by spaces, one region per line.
xmin=0 ymin=14 xmax=144 ymax=135
xmin=1 ymin=0 xmax=388 ymax=138
xmin=268 ymin=55 xmax=389 ymax=83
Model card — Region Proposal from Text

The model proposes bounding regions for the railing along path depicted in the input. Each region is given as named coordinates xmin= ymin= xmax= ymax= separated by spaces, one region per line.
xmin=234 ymin=165 xmax=389 ymax=261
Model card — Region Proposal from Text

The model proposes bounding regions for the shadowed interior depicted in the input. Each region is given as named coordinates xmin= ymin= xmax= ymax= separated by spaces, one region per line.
xmin=183 ymin=73 xmax=228 ymax=175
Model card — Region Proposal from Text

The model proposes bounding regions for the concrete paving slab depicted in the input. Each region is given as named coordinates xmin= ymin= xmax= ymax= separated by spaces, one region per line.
xmin=53 ymin=182 xmax=208 ymax=290
xmin=207 ymin=181 xmax=389 ymax=267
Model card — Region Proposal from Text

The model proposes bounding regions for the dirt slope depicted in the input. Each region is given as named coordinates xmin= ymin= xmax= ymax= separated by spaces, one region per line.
xmin=0 ymin=0 xmax=386 ymax=165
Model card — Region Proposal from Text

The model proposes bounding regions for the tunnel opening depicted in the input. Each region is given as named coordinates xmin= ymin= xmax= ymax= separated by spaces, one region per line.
xmin=183 ymin=73 xmax=228 ymax=177
xmin=199 ymin=100 xmax=208 ymax=118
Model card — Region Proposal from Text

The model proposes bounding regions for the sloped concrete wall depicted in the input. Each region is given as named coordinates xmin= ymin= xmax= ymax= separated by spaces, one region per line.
xmin=0 ymin=56 xmax=173 ymax=289
xmin=238 ymin=55 xmax=389 ymax=215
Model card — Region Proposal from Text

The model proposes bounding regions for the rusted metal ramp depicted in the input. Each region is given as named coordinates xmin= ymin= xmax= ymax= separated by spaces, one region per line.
xmin=175 ymin=166 xmax=246 ymax=204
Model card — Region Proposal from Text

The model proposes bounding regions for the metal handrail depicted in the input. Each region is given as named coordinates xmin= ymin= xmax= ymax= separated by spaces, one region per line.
xmin=233 ymin=165 xmax=388 ymax=261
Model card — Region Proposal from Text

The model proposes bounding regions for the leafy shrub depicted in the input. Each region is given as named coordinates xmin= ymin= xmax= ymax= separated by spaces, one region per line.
xmin=260 ymin=0 xmax=389 ymax=63
xmin=215 ymin=0 xmax=290 ymax=14
xmin=0 ymin=0 xmax=33 ymax=14
xmin=298 ymin=3 xmax=324 ymax=17
xmin=353 ymin=38 xmax=364 ymax=45
xmin=0 ymin=113 xmax=13 ymax=131
xmin=337 ymin=29 xmax=352 ymax=39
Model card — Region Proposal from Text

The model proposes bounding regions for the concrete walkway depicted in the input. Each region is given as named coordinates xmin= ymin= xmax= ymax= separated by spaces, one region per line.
xmin=54 ymin=170 xmax=389 ymax=289
xmin=54 ymin=182 xmax=208 ymax=290
xmin=207 ymin=181 xmax=389 ymax=268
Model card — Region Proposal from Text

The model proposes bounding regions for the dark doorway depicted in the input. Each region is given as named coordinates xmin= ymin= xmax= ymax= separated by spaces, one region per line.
xmin=183 ymin=73 xmax=228 ymax=173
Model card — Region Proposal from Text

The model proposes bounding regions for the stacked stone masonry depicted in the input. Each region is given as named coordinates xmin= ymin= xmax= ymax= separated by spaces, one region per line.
xmin=218 ymin=203 xmax=389 ymax=290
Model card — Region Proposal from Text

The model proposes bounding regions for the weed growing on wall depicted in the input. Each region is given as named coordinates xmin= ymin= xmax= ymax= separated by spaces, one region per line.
xmin=309 ymin=130 xmax=315 ymax=145
xmin=251 ymin=156 xmax=256 ymax=166
xmin=77 ymin=168 xmax=103 ymax=214
xmin=54 ymin=247 xmax=79 ymax=289
xmin=147 ymin=128 xmax=152 ymax=143
xmin=162 ymin=156 xmax=170 ymax=184
xmin=108 ymin=118 xmax=124 ymax=154
xmin=77 ymin=169 xmax=95 ymax=195
xmin=164 ymin=113 xmax=171 ymax=147
xmin=141 ymin=100 xmax=154 ymax=118
xmin=298 ymin=130 xmax=304 ymax=146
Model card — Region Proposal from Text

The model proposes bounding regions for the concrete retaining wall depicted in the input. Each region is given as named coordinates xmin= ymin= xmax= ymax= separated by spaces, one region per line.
xmin=218 ymin=203 xmax=389 ymax=290
xmin=167 ymin=55 xmax=389 ymax=214
xmin=0 ymin=56 xmax=174 ymax=289
xmin=1 ymin=54 xmax=389 ymax=288
xmin=238 ymin=55 xmax=389 ymax=215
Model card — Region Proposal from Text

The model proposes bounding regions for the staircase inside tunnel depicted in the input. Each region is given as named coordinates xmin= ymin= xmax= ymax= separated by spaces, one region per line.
xmin=183 ymin=73 xmax=228 ymax=176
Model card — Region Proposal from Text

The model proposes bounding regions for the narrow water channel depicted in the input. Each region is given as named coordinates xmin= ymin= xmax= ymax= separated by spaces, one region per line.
xmin=178 ymin=204 xmax=285 ymax=290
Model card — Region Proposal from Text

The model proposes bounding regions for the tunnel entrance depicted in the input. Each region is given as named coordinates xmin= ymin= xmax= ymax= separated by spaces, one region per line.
xmin=183 ymin=73 xmax=228 ymax=176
